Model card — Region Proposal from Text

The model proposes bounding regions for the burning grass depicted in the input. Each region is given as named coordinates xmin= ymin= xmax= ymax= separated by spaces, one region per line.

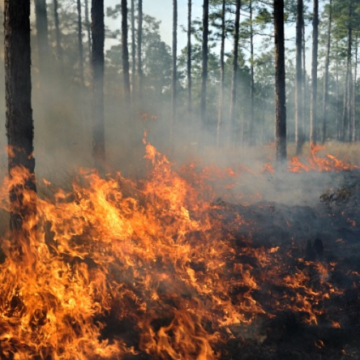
xmin=0 ymin=142 xmax=359 ymax=359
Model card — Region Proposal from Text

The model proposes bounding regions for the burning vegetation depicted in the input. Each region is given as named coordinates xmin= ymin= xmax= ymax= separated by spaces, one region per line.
xmin=0 ymin=142 xmax=359 ymax=359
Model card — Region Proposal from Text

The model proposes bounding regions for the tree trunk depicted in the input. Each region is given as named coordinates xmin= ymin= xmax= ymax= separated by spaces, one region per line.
xmin=121 ymin=0 xmax=131 ymax=102
xmin=274 ymin=0 xmax=287 ymax=162
xmin=4 ymin=0 xmax=37 ymax=240
xmin=310 ymin=0 xmax=319 ymax=146
xmin=137 ymin=0 xmax=143 ymax=98
xmin=352 ymin=36 xmax=358 ymax=142
xmin=171 ymin=0 xmax=178 ymax=136
xmin=131 ymin=0 xmax=136 ymax=93
xmin=249 ymin=0 xmax=255 ymax=145
xmin=53 ymin=0 xmax=62 ymax=64
xmin=321 ymin=0 xmax=332 ymax=144
xmin=201 ymin=0 xmax=209 ymax=128
xmin=295 ymin=0 xmax=304 ymax=154
xmin=187 ymin=0 xmax=192 ymax=113
xmin=91 ymin=0 xmax=105 ymax=169
xmin=216 ymin=0 xmax=225 ymax=147
xmin=230 ymin=0 xmax=241 ymax=143
xmin=85 ymin=0 xmax=91 ymax=57
xmin=302 ymin=21 xmax=306 ymax=142
xmin=34 ymin=0 xmax=49 ymax=74
xmin=77 ymin=0 xmax=84 ymax=84
xmin=341 ymin=1 xmax=352 ymax=142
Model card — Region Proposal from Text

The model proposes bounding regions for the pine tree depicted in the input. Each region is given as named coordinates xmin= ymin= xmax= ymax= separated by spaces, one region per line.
xmin=4 ymin=0 xmax=37 ymax=236
xmin=121 ymin=0 xmax=131 ymax=101
xmin=274 ymin=0 xmax=287 ymax=162
xmin=91 ymin=0 xmax=105 ymax=168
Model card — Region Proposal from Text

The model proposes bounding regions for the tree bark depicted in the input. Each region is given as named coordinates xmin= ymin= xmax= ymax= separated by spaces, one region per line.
xmin=216 ymin=0 xmax=226 ymax=147
xmin=53 ymin=0 xmax=62 ymax=64
xmin=310 ymin=0 xmax=319 ymax=145
xmin=34 ymin=0 xmax=49 ymax=74
xmin=295 ymin=0 xmax=304 ymax=154
xmin=321 ymin=0 xmax=332 ymax=144
xmin=121 ymin=0 xmax=131 ymax=102
xmin=137 ymin=0 xmax=143 ymax=98
xmin=77 ymin=0 xmax=84 ymax=84
xmin=5 ymin=0 xmax=37 ymax=238
xmin=187 ymin=0 xmax=192 ymax=113
xmin=171 ymin=0 xmax=178 ymax=135
xmin=230 ymin=0 xmax=241 ymax=143
xmin=131 ymin=0 xmax=136 ymax=93
xmin=274 ymin=0 xmax=287 ymax=162
xmin=91 ymin=0 xmax=105 ymax=169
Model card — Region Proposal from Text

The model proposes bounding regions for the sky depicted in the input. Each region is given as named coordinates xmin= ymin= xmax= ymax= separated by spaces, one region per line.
xmin=105 ymin=0 xmax=204 ymax=50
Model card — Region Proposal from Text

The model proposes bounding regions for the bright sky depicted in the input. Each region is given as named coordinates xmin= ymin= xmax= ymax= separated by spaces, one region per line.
xmin=105 ymin=0 xmax=204 ymax=49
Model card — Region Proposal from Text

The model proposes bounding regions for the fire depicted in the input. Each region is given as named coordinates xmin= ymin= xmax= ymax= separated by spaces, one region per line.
xmin=0 ymin=142 xmax=354 ymax=359
xmin=289 ymin=145 xmax=359 ymax=173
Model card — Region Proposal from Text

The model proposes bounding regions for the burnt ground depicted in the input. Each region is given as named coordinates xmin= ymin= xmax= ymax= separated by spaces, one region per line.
xmin=212 ymin=170 xmax=360 ymax=360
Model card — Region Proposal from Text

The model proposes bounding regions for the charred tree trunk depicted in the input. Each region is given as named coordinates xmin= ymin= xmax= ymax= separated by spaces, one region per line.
xmin=91 ymin=0 xmax=105 ymax=169
xmin=85 ymin=0 xmax=91 ymax=57
xmin=201 ymin=0 xmax=209 ymax=128
xmin=216 ymin=0 xmax=226 ymax=147
xmin=77 ymin=0 xmax=84 ymax=85
xmin=121 ymin=0 xmax=131 ymax=102
xmin=34 ymin=0 xmax=49 ymax=74
xmin=321 ymin=0 xmax=332 ymax=144
xmin=274 ymin=0 xmax=287 ymax=162
xmin=5 ymin=0 xmax=37 ymax=240
xmin=137 ymin=0 xmax=143 ymax=99
xmin=131 ymin=0 xmax=136 ymax=93
xmin=310 ymin=0 xmax=319 ymax=146
xmin=53 ymin=0 xmax=63 ymax=64
xmin=187 ymin=0 xmax=192 ymax=113
xmin=171 ymin=0 xmax=178 ymax=135
xmin=295 ymin=0 xmax=304 ymax=154
xmin=341 ymin=2 xmax=352 ymax=142
xmin=249 ymin=0 xmax=255 ymax=145
xmin=230 ymin=0 xmax=241 ymax=144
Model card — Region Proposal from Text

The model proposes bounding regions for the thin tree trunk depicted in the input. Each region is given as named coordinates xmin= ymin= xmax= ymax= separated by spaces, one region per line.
xmin=341 ymin=1 xmax=352 ymax=142
xmin=34 ymin=0 xmax=49 ymax=74
xmin=249 ymin=0 xmax=255 ymax=145
xmin=352 ymin=36 xmax=358 ymax=142
xmin=85 ymin=0 xmax=91 ymax=57
xmin=230 ymin=0 xmax=241 ymax=143
xmin=216 ymin=0 xmax=226 ymax=147
xmin=171 ymin=0 xmax=178 ymax=136
xmin=310 ymin=0 xmax=319 ymax=146
xmin=77 ymin=0 xmax=84 ymax=84
xmin=295 ymin=0 xmax=304 ymax=154
xmin=302 ymin=22 xmax=307 ymax=142
xmin=121 ymin=0 xmax=131 ymax=102
xmin=201 ymin=0 xmax=209 ymax=128
xmin=53 ymin=0 xmax=62 ymax=64
xmin=274 ymin=0 xmax=287 ymax=162
xmin=4 ymin=0 xmax=37 ymax=239
xmin=137 ymin=0 xmax=143 ymax=98
xmin=187 ymin=0 xmax=192 ymax=113
xmin=131 ymin=0 xmax=136 ymax=93
xmin=321 ymin=0 xmax=332 ymax=144
xmin=91 ymin=0 xmax=105 ymax=169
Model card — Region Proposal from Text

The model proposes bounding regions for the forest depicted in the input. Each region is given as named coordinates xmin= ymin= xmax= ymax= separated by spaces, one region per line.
xmin=1 ymin=0 xmax=360 ymax=359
